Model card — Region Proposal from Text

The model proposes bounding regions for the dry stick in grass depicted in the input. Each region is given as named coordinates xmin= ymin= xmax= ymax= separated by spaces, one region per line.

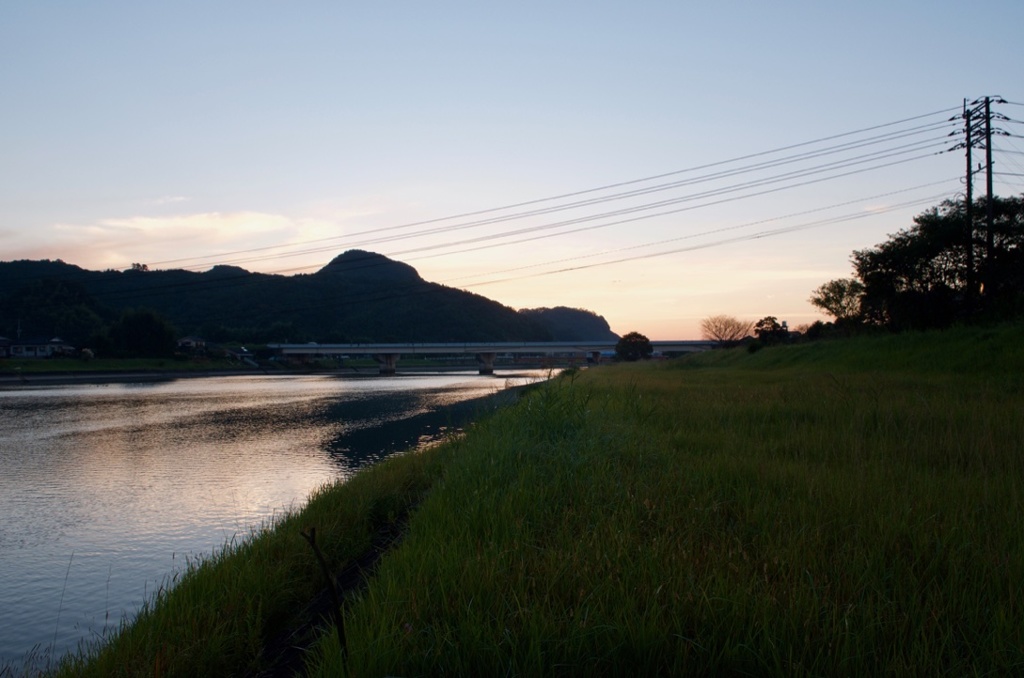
xmin=300 ymin=527 xmax=346 ymax=657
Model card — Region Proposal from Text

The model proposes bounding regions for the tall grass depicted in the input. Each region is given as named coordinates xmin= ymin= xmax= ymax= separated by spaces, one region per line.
xmin=307 ymin=327 xmax=1024 ymax=676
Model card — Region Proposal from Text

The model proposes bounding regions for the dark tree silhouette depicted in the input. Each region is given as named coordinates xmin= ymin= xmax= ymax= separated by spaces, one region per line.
xmin=809 ymin=279 xmax=864 ymax=322
xmin=109 ymin=309 xmax=178 ymax=358
xmin=753 ymin=316 xmax=789 ymax=345
xmin=615 ymin=331 xmax=653 ymax=361
xmin=853 ymin=196 xmax=1024 ymax=329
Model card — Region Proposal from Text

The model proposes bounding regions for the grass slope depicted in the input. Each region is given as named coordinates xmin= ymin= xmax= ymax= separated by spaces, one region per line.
xmin=310 ymin=324 xmax=1024 ymax=675
xmin=52 ymin=324 xmax=1024 ymax=676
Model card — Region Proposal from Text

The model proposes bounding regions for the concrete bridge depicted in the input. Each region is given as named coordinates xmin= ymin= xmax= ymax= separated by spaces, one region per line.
xmin=267 ymin=340 xmax=714 ymax=375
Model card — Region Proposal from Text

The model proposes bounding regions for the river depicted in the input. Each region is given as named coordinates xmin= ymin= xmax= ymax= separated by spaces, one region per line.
xmin=0 ymin=370 xmax=547 ymax=671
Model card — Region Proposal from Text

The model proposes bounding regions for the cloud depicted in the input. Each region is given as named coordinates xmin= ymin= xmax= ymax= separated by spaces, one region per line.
xmin=8 ymin=211 xmax=350 ymax=273
xmin=154 ymin=195 xmax=190 ymax=206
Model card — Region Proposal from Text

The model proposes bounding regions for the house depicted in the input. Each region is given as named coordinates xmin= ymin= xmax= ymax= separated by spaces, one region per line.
xmin=9 ymin=337 xmax=76 ymax=358
xmin=177 ymin=336 xmax=207 ymax=352
xmin=0 ymin=337 xmax=9 ymax=358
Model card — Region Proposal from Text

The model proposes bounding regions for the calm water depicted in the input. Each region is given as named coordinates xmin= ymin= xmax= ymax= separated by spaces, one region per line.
xmin=0 ymin=371 xmax=544 ymax=669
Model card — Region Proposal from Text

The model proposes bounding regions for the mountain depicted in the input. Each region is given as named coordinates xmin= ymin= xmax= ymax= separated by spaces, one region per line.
xmin=0 ymin=251 xmax=555 ymax=344
xmin=518 ymin=306 xmax=619 ymax=341
xmin=317 ymin=250 xmax=422 ymax=284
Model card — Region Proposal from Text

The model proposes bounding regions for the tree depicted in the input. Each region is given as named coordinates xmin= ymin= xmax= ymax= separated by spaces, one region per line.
xmin=615 ymin=331 xmax=653 ymax=361
xmin=0 ymin=278 xmax=109 ymax=345
xmin=852 ymin=195 xmax=1024 ymax=329
xmin=700 ymin=315 xmax=753 ymax=345
xmin=853 ymin=201 xmax=968 ymax=329
xmin=809 ymin=278 xmax=864 ymax=322
xmin=753 ymin=316 xmax=788 ymax=345
xmin=109 ymin=309 xmax=177 ymax=358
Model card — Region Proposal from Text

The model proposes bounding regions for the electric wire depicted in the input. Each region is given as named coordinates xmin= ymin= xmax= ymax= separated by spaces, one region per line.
xmin=3 ymin=105 xmax=1011 ymax=320
xmin=439 ymin=181 xmax=961 ymax=284
xmin=155 ymin=146 xmax=946 ymax=276
xmin=0 ymin=151 xmax=976 ymax=311
xmin=151 ymin=127 xmax=955 ymax=273
xmin=168 ymin=138 xmax=951 ymax=272
xmin=398 ymin=154 xmax=950 ymax=265
xmin=50 ymin=178 xmax=962 ymax=313
xmin=142 ymin=107 xmax=960 ymax=270
xmin=340 ymin=138 xmax=948 ymax=248
xmin=179 ymin=190 xmax=956 ymax=327
xmin=145 ymin=195 xmax=949 ymax=328
xmin=460 ymin=193 xmax=960 ymax=290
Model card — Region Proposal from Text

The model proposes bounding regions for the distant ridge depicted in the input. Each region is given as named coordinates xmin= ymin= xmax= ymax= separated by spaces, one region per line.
xmin=0 ymin=251 xmax=613 ymax=345
xmin=518 ymin=306 xmax=619 ymax=341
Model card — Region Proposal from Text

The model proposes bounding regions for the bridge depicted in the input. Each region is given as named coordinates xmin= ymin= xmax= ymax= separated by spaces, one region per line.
xmin=267 ymin=340 xmax=714 ymax=375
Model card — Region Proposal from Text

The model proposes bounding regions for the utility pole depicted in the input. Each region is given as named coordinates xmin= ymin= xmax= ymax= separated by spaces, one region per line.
xmin=963 ymin=100 xmax=975 ymax=303
xmin=967 ymin=95 xmax=1009 ymax=295
xmin=984 ymin=96 xmax=994 ymax=264
xmin=950 ymin=96 xmax=1007 ymax=303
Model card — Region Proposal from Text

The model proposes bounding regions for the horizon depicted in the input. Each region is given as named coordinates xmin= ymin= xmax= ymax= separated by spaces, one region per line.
xmin=3 ymin=2 xmax=1023 ymax=340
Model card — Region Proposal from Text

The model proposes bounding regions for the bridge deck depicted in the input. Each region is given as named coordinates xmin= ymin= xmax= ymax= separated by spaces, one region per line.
xmin=267 ymin=341 xmax=712 ymax=356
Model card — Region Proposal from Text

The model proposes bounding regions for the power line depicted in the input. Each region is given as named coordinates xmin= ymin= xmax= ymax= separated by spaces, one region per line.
xmin=0 ymin=148 xmax=963 ymax=309
xmin=459 ymin=194 xmax=956 ymax=290
xmin=0 ymin=105 xmax=988 ymax=317
xmin=140 ymin=108 xmax=959 ymax=270
xmin=37 ymin=178 xmax=960 ymax=314
xmin=398 ymin=152 xmax=948 ymax=264
xmin=99 ymin=192 xmax=954 ymax=328
xmin=441 ymin=180 xmax=961 ymax=284
xmin=168 ymin=137 xmax=952 ymax=272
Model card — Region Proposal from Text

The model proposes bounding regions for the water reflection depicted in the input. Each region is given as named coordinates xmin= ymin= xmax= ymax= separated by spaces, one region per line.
xmin=0 ymin=371 xmax=546 ymax=670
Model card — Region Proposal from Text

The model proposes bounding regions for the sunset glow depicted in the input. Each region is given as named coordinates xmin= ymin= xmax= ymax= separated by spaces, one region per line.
xmin=3 ymin=2 xmax=1022 ymax=338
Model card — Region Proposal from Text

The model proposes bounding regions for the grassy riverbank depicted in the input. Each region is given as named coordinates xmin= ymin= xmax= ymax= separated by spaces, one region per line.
xmin=52 ymin=324 xmax=1023 ymax=676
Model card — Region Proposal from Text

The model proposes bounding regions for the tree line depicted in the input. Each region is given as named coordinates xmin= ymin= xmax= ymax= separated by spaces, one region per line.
xmin=810 ymin=195 xmax=1024 ymax=333
xmin=0 ymin=252 xmax=621 ymax=359
xmin=700 ymin=195 xmax=1024 ymax=347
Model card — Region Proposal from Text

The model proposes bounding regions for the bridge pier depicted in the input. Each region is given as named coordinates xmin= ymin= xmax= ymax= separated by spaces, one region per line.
xmin=476 ymin=352 xmax=497 ymax=375
xmin=375 ymin=353 xmax=399 ymax=375
xmin=590 ymin=350 xmax=602 ymax=365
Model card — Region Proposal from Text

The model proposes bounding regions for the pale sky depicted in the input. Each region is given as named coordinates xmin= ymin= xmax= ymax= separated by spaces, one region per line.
xmin=3 ymin=2 xmax=1023 ymax=339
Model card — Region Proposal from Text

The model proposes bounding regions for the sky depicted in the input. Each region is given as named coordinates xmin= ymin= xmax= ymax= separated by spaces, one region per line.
xmin=3 ymin=1 xmax=1023 ymax=339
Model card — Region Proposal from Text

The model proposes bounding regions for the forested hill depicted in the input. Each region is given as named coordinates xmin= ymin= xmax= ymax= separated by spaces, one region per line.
xmin=0 ymin=251 xmax=615 ymax=345
xmin=519 ymin=307 xmax=619 ymax=341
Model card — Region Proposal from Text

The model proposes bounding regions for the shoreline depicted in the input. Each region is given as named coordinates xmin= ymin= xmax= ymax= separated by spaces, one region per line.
xmin=0 ymin=369 xmax=543 ymax=672
xmin=0 ymin=364 xmax=557 ymax=389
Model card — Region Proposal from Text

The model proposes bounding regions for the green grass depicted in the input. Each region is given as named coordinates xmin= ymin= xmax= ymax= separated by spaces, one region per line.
xmin=50 ymin=323 xmax=1024 ymax=676
xmin=308 ymin=325 xmax=1024 ymax=676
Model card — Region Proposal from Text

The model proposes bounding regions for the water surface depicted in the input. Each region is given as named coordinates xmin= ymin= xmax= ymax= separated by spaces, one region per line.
xmin=0 ymin=371 xmax=542 ymax=669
